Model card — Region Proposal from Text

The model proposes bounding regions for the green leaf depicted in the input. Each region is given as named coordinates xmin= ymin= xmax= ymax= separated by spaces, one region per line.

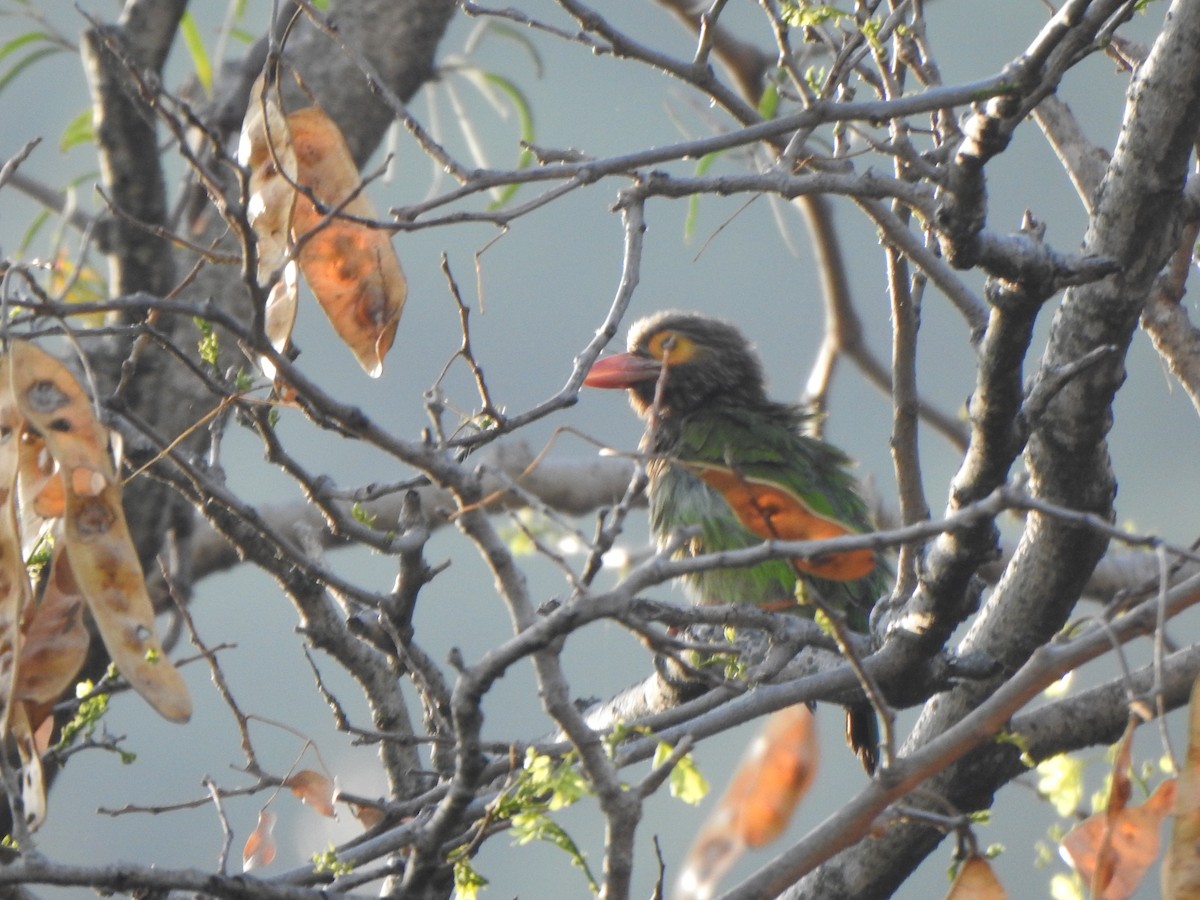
xmin=56 ymin=679 xmax=111 ymax=749
xmin=194 ymin=317 xmax=219 ymax=367
xmin=995 ymin=728 xmax=1034 ymax=767
xmin=1036 ymin=753 xmax=1085 ymax=818
xmin=0 ymin=45 xmax=61 ymax=94
xmin=780 ymin=3 xmax=851 ymax=29
xmin=486 ymin=749 xmax=599 ymax=894
xmin=0 ymin=31 xmax=52 ymax=64
xmin=757 ymin=80 xmax=780 ymax=120
xmin=523 ymin=747 xmax=588 ymax=810
xmin=179 ymin=12 xmax=212 ymax=96
xmin=464 ymin=21 xmax=544 ymax=78
xmin=453 ymin=857 xmax=488 ymax=900
xmin=351 ymin=502 xmax=377 ymax=528
xmin=311 ymin=844 xmax=352 ymax=876
xmin=59 ymin=107 xmax=94 ymax=151
xmin=683 ymin=150 xmax=721 ymax=240
xmin=453 ymin=67 xmax=535 ymax=209
xmin=654 ymin=743 xmax=709 ymax=805
xmin=509 ymin=811 xmax=598 ymax=893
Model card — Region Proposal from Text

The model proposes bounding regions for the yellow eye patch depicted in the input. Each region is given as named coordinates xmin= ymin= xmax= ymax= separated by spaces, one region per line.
xmin=645 ymin=330 xmax=698 ymax=364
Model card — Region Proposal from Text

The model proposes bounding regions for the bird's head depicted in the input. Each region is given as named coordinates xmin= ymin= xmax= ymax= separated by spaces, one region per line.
xmin=584 ymin=311 xmax=769 ymax=418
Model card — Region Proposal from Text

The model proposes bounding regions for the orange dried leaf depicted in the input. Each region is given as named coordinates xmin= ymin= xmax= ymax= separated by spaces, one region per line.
xmin=30 ymin=706 xmax=54 ymax=754
xmin=286 ymin=769 xmax=336 ymax=818
xmin=1166 ymin=674 xmax=1200 ymax=898
xmin=288 ymin=106 xmax=406 ymax=377
xmin=17 ymin=546 xmax=90 ymax=704
xmin=29 ymin=472 xmax=64 ymax=520
xmin=676 ymin=706 xmax=819 ymax=899
xmin=1063 ymin=779 xmax=1175 ymax=900
xmin=945 ymin=855 xmax=1008 ymax=899
xmin=349 ymin=801 xmax=385 ymax=830
xmin=692 ymin=464 xmax=875 ymax=581
xmin=242 ymin=809 xmax=277 ymax=871
xmin=6 ymin=342 xmax=190 ymax=723
xmin=18 ymin=430 xmax=61 ymax=535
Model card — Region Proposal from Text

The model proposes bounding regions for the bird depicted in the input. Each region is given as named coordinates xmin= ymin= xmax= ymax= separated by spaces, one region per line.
xmin=583 ymin=309 xmax=885 ymax=772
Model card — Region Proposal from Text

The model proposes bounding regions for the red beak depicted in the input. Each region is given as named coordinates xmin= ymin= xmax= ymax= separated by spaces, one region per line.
xmin=583 ymin=351 xmax=663 ymax=388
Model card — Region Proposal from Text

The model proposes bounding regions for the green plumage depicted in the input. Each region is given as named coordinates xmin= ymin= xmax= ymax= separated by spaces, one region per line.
xmin=648 ymin=402 xmax=885 ymax=618
xmin=585 ymin=310 xmax=886 ymax=770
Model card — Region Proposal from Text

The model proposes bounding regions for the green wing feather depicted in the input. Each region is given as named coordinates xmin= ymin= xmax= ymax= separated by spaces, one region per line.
xmin=648 ymin=404 xmax=885 ymax=622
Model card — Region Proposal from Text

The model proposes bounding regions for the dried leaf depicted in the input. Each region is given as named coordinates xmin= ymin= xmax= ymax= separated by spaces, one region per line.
xmin=17 ymin=429 xmax=58 ymax=550
xmin=6 ymin=342 xmax=190 ymax=723
xmin=349 ymin=801 xmax=385 ymax=830
xmin=286 ymin=768 xmax=336 ymax=818
xmin=1062 ymin=778 xmax=1175 ymax=900
xmin=0 ymin=370 xmax=29 ymax=735
xmin=676 ymin=706 xmax=819 ymax=899
xmin=261 ymin=260 xmax=299 ymax=383
xmin=238 ymin=73 xmax=297 ymax=286
xmin=242 ymin=809 xmax=277 ymax=871
xmin=239 ymin=74 xmax=301 ymax=383
xmin=1166 ymin=673 xmax=1200 ymax=898
xmin=288 ymin=105 xmax=406 ymax=377
xmin=16 ymin=545 xmax=89 ymax=704
xmin=945 ymin=855 xmax=1008 ymax=899
xmin=10 ymin=703 xmax=45 ymax=831
xmin=691 ymin=464 xmax=875 ymax=581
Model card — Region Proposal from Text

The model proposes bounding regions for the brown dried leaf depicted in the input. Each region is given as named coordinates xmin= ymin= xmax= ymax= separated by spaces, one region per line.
xmin=242 ymin=809 xmax=277 ymax=871
xmin=286 ymin=768 xmax=336 ymax=818
xmin=349 ymin=801 xmax=385 ymax=830
xmin=10 ymin=703 xmax=44 ymax=831
xmin=945 ymin=855 xmax=1008 ymax=899
xmin=1063 ymin=778 xmax=1175 ymax=900
xmin=238 ymin=73 xmax=297 ymax=287
xmin=16 ymin=545 xmax=89 ymax=704
xmin=1166 ymin=673 xmax=1200 ymax=898
xmin=17 ymin=429 xmax=59 ymax=552
xmin=676 ymin=706 xmax=819 ymax=899
xmin=288 ymin=106 xmax=406 ymax=377
xmin=6 ymin=342 xmax=190 ymax=723
xmin=261 ymin=260 xmax=299 ymax=384
xmin=0 ymin=362 xmax=31 ymax=734
xmin=239 ymin=74 xmax=301 ymax=383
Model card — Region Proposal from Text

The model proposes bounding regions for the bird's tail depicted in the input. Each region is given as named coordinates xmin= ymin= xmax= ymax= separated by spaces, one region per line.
xmin=845 ymin=702 xmax=880 ymax=773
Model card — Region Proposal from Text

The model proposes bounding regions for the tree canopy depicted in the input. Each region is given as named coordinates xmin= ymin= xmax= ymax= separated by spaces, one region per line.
xmin=1 ymin=1 xmax=1200 ymax=898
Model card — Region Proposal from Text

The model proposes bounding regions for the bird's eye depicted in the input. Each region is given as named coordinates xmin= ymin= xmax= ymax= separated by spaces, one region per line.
xmin=647 ymin=330 xmax=696 ymax=364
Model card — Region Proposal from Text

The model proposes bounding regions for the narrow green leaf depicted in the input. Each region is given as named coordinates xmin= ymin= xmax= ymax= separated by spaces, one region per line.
xmin=450 ymin=66 xmax=536 ymax=209
xmin=464 ymin=21 xmax=544 ymax=78
xmin=757 ymin=80 xmax=780 ymax=120
xmin=0 ymin=46 xmax=60 ymax=94
xmin=480 ymin=71 xmax=534 ymax=209
xmin=179 ymin=12 xmax=212 ymax=96
xmin=0 ymin=31 xmax=52 ymax=64
xmin=59 ymin=107 xmax=94 ymax=152
xmin=18 ymin=210 xmax=50 ymax=255
xmin=684 ymin=151 xmax=722 ymax=240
